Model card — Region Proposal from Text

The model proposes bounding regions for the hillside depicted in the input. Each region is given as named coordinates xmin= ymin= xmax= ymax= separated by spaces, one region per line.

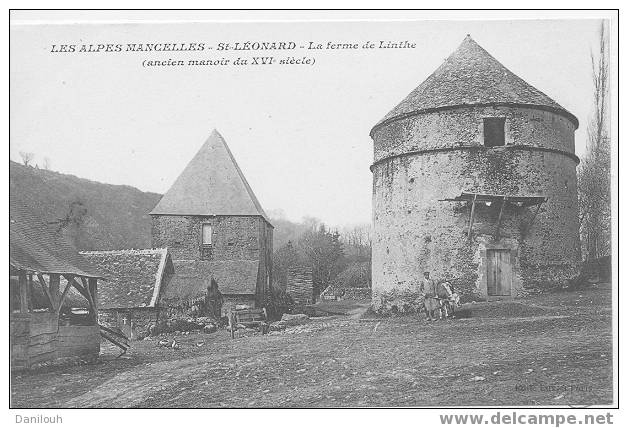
xmin=10 ymin=161 xmax=162 ymax=251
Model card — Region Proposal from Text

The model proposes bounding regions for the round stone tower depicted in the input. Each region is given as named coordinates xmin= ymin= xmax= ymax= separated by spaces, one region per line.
xmin=370 ymin=36 xmax=581 ymax=311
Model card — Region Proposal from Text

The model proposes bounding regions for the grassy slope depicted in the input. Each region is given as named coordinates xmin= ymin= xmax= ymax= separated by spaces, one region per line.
xmin=10 ymin=161 xmax=162 ymax=250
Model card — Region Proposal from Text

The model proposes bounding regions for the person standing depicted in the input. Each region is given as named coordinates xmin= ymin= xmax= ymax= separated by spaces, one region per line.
xmin=420 ymin=271 xmax=439 ymax=321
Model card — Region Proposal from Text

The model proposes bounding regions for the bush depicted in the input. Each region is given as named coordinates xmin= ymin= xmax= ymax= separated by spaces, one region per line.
xmin=331 ymin=262 xmax=371 ymax=289
xmin=264 ymin=285 xmax=295 ymax=321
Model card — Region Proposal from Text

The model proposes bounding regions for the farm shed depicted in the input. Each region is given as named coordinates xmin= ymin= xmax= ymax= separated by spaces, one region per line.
xmin=10 ymin=194 xmax=102 ymax=370
xmin=370 ymin=36 xmax=581 ymax=310
xmin=80 ymin=248 xmax=174 ymax=339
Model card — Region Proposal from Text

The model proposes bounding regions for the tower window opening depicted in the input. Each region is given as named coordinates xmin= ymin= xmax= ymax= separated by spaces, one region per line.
xmin=201 ymin=223 xmax=213 ymax=260
xmin=483 ymin=118 xmax=506 ymax=147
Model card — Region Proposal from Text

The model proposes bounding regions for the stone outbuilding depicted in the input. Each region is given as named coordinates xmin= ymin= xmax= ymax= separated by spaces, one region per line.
xmin=80 ymin=248 xmax=174 ymax=339
xmin=150 ymin=129 xmax=273 ymax=316
xmin=370 ymin=36 xmax=581 ymax=309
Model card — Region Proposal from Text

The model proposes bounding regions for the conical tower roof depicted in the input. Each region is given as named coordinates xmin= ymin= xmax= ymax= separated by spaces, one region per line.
xmin=372 ymin=35 xmax=578 ymax=134
xmin=150 ymin=130 xmax=271 ymax=224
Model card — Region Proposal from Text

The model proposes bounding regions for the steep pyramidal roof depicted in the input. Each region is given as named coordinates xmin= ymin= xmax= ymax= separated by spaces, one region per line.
xmin=372 ymin=35 xmax=578 ymax=134
xmin=150 ymin=130 xmax=270 ymax=223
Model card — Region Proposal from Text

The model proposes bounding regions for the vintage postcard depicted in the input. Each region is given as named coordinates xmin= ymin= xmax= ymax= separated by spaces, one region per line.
xmin=8 ymin=9 xmax=618 ymax=419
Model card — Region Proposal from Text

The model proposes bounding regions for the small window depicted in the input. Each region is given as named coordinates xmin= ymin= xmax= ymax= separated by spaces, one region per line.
xmin=483 ymin=118 xmax=506 ymax=147
xmin=201 ymin=224 xmax=212 ymax=245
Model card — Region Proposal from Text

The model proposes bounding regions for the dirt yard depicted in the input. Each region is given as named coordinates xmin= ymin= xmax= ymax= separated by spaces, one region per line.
xmin=11 ymin=284 xmax=613 ymax=408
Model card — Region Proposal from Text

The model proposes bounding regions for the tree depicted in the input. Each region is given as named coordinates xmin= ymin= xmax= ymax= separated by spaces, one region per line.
xmin=299 ymin=224 xmax=347 ymax=298
xmin=341 ymin=224 xmax=372 ymax=262
xmin=42 ymin=157 xmax=51 ymax=170
xmin=578 ymin=22 xmax=611 ymax=261
xmin=19 ymin=151 xmax=34 ymax=166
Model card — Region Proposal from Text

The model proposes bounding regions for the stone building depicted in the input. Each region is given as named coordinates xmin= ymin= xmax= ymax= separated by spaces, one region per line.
xmin=370 ymin=36 xmax=581 ymax=309
xmin=80 ymin=248 xmax=174 ymax=339
xmin=150 ymin=130 xmax=273 ymax=316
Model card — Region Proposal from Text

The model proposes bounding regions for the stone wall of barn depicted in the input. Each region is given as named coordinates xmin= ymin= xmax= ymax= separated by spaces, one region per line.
xmin=99 ymin=308 xmax=166 ymax=340
xmin=370 ymin=106 xmax=581 ymax=311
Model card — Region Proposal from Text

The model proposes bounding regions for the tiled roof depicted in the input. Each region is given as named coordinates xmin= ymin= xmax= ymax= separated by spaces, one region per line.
xmin=150 ymin=129 xmax=271 ymax=224
xmin=372 ymin=35 xmax=578 ymax=134
xmin=162 ymin=259 xmax=259 ymax=304
xmin=80 ymin=249 xmax=173 ymax=309
xmin=9 ymin=192 xmax=101 ymax=278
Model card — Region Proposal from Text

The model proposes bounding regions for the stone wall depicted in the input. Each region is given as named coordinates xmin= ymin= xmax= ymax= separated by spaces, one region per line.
xmin=371 ymin=106 xmax=581 ymax=310
xmin=221 ymin=295 xmax=257 ymax=317
xmin=371 ymin=106 xmax=576 ymax=163
xmin=286 ymin=266 xmax=314 ymax=305
xmin=320 ymin=285 xmax=371 ymax=301
xmin=152 ymin=215 xmax=264 ymax=261
xmin=99 ymin=308 xmax=165 ymax=340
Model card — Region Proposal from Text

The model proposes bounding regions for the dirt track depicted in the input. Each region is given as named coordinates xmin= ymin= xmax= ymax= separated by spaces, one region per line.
xmin=11 ymin=284 xmax=613 ymax=408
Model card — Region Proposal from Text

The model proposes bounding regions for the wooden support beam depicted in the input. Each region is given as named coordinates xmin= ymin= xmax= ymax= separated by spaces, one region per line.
xmin=36 ymin=273 xmax=55 ymax=311
xmin=18 ymin=271 xmax=29 ymax=313
xmin=467 ymin=194 xmax=478 ymax=241
xmin=69 ymin=277 xmax=94 ymax=308
xmin=495 ymin=196 xmax=507 ymax=240
xmin=58 ymin=275 xmax=74 ymax=312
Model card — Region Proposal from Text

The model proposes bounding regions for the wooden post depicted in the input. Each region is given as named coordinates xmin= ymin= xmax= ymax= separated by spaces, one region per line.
xmin=18 ymin=271 xmax=29 ymax=313
xmin=36 ymin=274 xmax=55 ymax=311
xmin=27 ymin=274 xmax=34 ymax=311
xmin=88 ymin=278 xmax=98 ymax=324
xmin=49 ymin=274 xmax=60 ymax=311
xmin=495 ymin=197 xmax=507 ymax=240
xmin=467 ymin=194 xmax=478 ymax=241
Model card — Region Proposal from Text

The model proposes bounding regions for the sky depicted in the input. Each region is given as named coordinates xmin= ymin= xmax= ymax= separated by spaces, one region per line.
xmin=10 ymin=13 xmax=605 ymax=227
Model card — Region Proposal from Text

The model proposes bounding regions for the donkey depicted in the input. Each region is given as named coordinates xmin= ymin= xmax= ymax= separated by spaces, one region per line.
xmin=436 ymin=281 xmax=460 ymax=318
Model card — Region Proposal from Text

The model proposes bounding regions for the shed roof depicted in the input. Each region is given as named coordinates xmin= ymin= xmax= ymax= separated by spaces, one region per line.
xmin=9 ymin=193 xmax=102 ymax=278
xmin=80 ymin=248 xmax=173 ymax=309
xmin=162 ymin=259 xmax=259 ymax=305
xmin=150 ymin=129 xmax=271 ymax=224
xmin=372 ymin=35 xmax=578 ymax=134
xmin=441 ymin=192 xmax=547 ymax=207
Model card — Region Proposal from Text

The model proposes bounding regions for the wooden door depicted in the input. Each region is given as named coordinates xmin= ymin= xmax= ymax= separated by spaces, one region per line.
xmin=487 ymin=249 xmax=512 ymax=296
